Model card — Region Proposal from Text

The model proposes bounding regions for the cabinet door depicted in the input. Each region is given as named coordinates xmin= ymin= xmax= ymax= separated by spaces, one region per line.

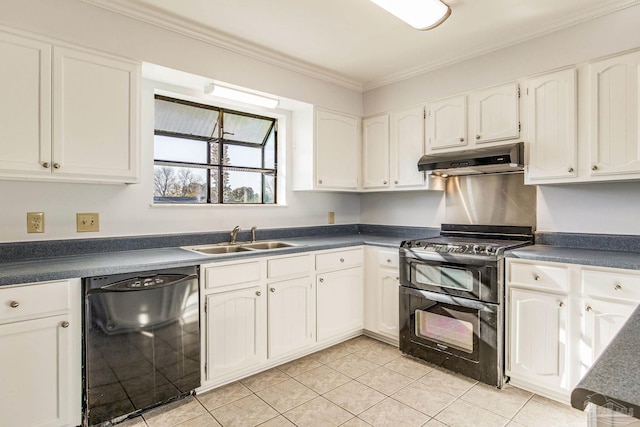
xmin=377 ymin=267 xmax=400 ymax=340
xmin=391 ymin=105 xmax=426 ymax=188
xmin=317 ymin=267 xmax=363 ymax=342
xmin=581 ymin=298 xmax=638 ymax=370
xmin=526 ymin=69 xmax=577 ymax=181
xmin=362 ymin=114 xmax=390 ymax=189
xmin=52 ymin=46 xmax=139 ymax=183
xmin=590 ymin=51 xmax=640 ymax=177
xmin=315 ymin=109 xmax=361 ymax=189
xmin=470 ymin=83 xmax=519 ymax=144
xmin=205 ymin=286 xmax=266 ymax=381
xmin=0 ymin=314 xmax=72 ymax=427
xmin=268 ymin=277 xmax=315 ymax=359
xmin=426 ymin=95 xmax=467 ymax=151
xmin=508 ymin=288 xmax=568 ymax=390
xmin=0 ymin=32 xmax=52 ymax=177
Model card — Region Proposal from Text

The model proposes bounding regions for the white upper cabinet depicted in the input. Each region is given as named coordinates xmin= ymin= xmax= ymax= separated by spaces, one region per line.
xmin=426 ymin=95 xmax=467 ymax=151
xmin=315 ymin=108 xmax=361 ymax=190
xmin=525 ymin=68 xmax=578 ymax=183
xmin=426 ymin=83 xmax=519 ymax=154
xmin=0 ymin=32 xmax=51 ymax=177
xmin=0 ymin=29 xmax=140 ymax=184
xmin=362 ymin=114 xmax=390 ymax=189
xmin=589 ymin=50 xmax=640 ymax=178
xmin=52 ymin=47 xmax=139 ymax=183
xmin=391 ymin=105 xmax=427 ymax=188
xmin=470 ymin=83 xmax=520 ymax=144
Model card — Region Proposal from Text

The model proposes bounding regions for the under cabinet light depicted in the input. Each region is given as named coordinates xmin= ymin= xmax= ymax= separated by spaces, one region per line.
xmin=370 ymin=0 xmax=451 ymax=30
xmin=204 ymin=83 xmax=279 ymax=109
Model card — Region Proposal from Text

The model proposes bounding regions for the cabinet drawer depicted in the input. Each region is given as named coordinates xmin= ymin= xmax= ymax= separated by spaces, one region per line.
xmin=377 ymin=249 xmax=399 ymax=269
xmin=0 ymin=280 xmax=71 ymax=322
xmin=582 ymin=269 xmax=640 ymax=302
xmin=267 ymin=254 xmax=313 ymax=279
xmin=204 ymin=261 xmax=261 ymax=290
xmin=316 ymin=248 xmax=363 ymax=271
xmin=508 ymin=261 xmax=568 ymax=292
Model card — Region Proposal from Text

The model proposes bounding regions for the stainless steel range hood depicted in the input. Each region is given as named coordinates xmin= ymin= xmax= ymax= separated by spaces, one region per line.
xmin=418 ymin=142 xmax=524 ymax=176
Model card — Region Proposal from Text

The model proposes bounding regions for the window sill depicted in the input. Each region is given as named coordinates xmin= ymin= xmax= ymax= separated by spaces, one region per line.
xmin=149 ymin=203 xmax=288 ymax=208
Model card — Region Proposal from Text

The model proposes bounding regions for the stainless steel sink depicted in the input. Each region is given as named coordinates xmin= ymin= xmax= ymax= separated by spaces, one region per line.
xmin=182 ymin=241 xmax=298 ymax=255
xmin=241 ymin=241 xmax=297 ymax=250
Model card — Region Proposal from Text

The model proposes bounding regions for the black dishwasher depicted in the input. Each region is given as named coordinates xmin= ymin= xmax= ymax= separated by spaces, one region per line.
xmin=83 ymin=266 xmax=200 ymax=426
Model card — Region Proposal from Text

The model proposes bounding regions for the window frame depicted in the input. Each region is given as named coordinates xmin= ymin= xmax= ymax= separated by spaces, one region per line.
xmin=153 ymin=95 xmax=278 ymax=205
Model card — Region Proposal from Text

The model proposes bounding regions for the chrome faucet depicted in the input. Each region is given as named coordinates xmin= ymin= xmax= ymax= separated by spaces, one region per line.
xmin=250 ymin=226 xmax=257 ymax=243
xmin=230 ymin=226 xmax=240 ymax=244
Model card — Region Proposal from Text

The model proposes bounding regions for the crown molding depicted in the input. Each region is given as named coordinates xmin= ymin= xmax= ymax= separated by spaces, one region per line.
xmin=363 ymin=0 xmax=640 ymax=91
xmin=81 ymin=0 xmax=364 ymax=92
xmin=82 ymin=0 xmax=638 ymax=94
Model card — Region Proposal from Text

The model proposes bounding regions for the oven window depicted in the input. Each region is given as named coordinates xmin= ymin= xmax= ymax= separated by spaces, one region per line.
xmin=414 ymin=264 xmax=474 ymax=291
xmin=415 ymin=309 xmax=474 ymax=353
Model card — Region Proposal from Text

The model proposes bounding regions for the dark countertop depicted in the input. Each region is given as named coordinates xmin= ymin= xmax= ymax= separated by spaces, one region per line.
xmin=571 ymin=304 xmax=640 ymax=419
xmin=0 ymin=233 xmax=408 ymax=286
xmin=506 ymin=245 xmax=640 ymax=271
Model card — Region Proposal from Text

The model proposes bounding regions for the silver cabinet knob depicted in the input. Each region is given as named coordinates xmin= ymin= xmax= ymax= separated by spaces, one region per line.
xmin=558 ymin=301 xmax=564 ymax=308
xmin=383 ymin=181 xmax=387 ymax=184
xmin=340 ymin=258 xmax=345 ymax=263
xmin=592 ymin=165 xmax=598 ymax=171
xmin=586 ymin=305 xmax=593 ymax=312
xmin=318 ymin=179 xmax=323 ymax=184
xmin=459 ymin=137 xmax=464 ymax=142
xmin=61 ymin=321 xmax=69 ymax=328
xmin=614 ymin=284 xmax=622 ymax=291
xmin=270 ymin=287 xmax=276 ymax=293
xmin=255 ymin=291 xmax=261 ymax=296
xmin=568 ymin=167 xmax=574 ymax=173
xmin=53 ymin=163 xmax=60 ymax=169
xmin=42 ymin=162 xmax=50 ymax=168
xmin=475 ymin=135 xmax=481 ymax=140
xmin=533 ymin=274 xmax=540 ymax=281
xmin=9 ymin=300 xmax=19 ymax=308
xmin=319 ymin=278 xmax=324 ymax=283
xmin=386 ymin=259 xmax=391 ymax=263
xmin=395 ymin=276 xmax=399 ymax=281
xmin=394 ymin=180 xmax=398 ymax=184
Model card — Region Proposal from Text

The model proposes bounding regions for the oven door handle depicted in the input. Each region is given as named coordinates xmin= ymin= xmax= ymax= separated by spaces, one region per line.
xmin=400 ymin=286 xmax=497 ymax=312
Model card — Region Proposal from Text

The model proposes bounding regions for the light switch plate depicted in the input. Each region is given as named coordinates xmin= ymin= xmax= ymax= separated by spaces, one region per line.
xmin=77 ymin=213 xmax=99 ymax=232
xmin=27 ymin=212 xmax=45 ymax=233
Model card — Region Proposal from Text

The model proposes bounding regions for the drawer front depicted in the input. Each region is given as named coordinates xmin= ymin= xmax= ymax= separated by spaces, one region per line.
xmin=377 ymin=249 xmax=399 ymax=269
xmin=204 ymin=261 xmax=261 ymax=289
xmin=582 ymin=269 xmax=640 ymax=302
xmin=267 ymin=254 xmax=313 ymax=279
xmin=0 ymin=280 xmax=71 ymax=322
xmin=508 ymin=261 xmax=569 ymax=292
xmin=316 ymin=248 xmax=363 ymax=271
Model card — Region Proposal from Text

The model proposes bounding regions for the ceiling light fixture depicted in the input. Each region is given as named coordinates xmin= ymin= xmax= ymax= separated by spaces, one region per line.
xmin=370 ymin=0 xmax=451 ymax=30
xmin=204 ymin=83 xmax=279 ymax=109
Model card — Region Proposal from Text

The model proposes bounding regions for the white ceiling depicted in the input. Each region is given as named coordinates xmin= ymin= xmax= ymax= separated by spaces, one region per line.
xmin=86 ymin=0 xmax=637 ymax=91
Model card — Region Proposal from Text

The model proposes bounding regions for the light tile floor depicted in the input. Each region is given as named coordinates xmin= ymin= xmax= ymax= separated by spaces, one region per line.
xmin=118 ymin=336 xmax=587 ymax=427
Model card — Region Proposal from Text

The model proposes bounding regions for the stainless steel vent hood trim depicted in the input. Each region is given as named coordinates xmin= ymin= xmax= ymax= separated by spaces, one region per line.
xmin=418 ymin=142 xmax=524 ymax=176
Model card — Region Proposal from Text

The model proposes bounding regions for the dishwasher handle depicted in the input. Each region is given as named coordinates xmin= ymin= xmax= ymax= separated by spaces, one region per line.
xmin=98 ymin=273 xmax=198 ymax=292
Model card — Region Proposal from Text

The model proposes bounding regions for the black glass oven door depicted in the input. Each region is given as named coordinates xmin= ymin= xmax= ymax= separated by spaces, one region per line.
xmin=400 ymin=254 xmax=499 ymax=303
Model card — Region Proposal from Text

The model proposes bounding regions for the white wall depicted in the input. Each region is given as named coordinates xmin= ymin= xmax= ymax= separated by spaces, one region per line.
xmin=362 ymin=4 xmax=640 ymax=235
xmin=0 ymin=0 xmax=363 ymax=243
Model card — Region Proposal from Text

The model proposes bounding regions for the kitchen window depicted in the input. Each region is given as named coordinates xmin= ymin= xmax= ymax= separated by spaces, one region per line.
xmin=153 ymin=95 xmax=277 ymax=204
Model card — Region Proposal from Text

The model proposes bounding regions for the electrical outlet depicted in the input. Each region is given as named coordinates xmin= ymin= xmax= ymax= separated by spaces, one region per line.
xmin=328 ymin=211 xmax=335 ymax=224
xmin=77 ymin=213 xmax=100 ymax=232
xmin=27 ymin=212 xmax=45 ymax=233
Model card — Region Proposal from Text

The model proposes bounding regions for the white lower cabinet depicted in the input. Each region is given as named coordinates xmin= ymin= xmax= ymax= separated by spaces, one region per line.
xmin=204 ymin=285 xmax=266 ymax=382
xmin=364 ymin=247 xmax=400 ymax=344
xmin=506 ymin=259 xmax=640 ymax=403
xmin=317 ymin=266 xmax=363 ymax=342
xmin=200 ymin=248 xmax=362 ymax=390
xmin=267 ymin=276 xmax=315 ymax=359
xmin=0 ymin=279 xmax=81 ymax=427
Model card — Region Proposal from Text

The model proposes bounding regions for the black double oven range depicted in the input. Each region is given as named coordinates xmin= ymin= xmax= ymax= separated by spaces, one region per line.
xmin=399 ymin=224 xmax=533 ymax=387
